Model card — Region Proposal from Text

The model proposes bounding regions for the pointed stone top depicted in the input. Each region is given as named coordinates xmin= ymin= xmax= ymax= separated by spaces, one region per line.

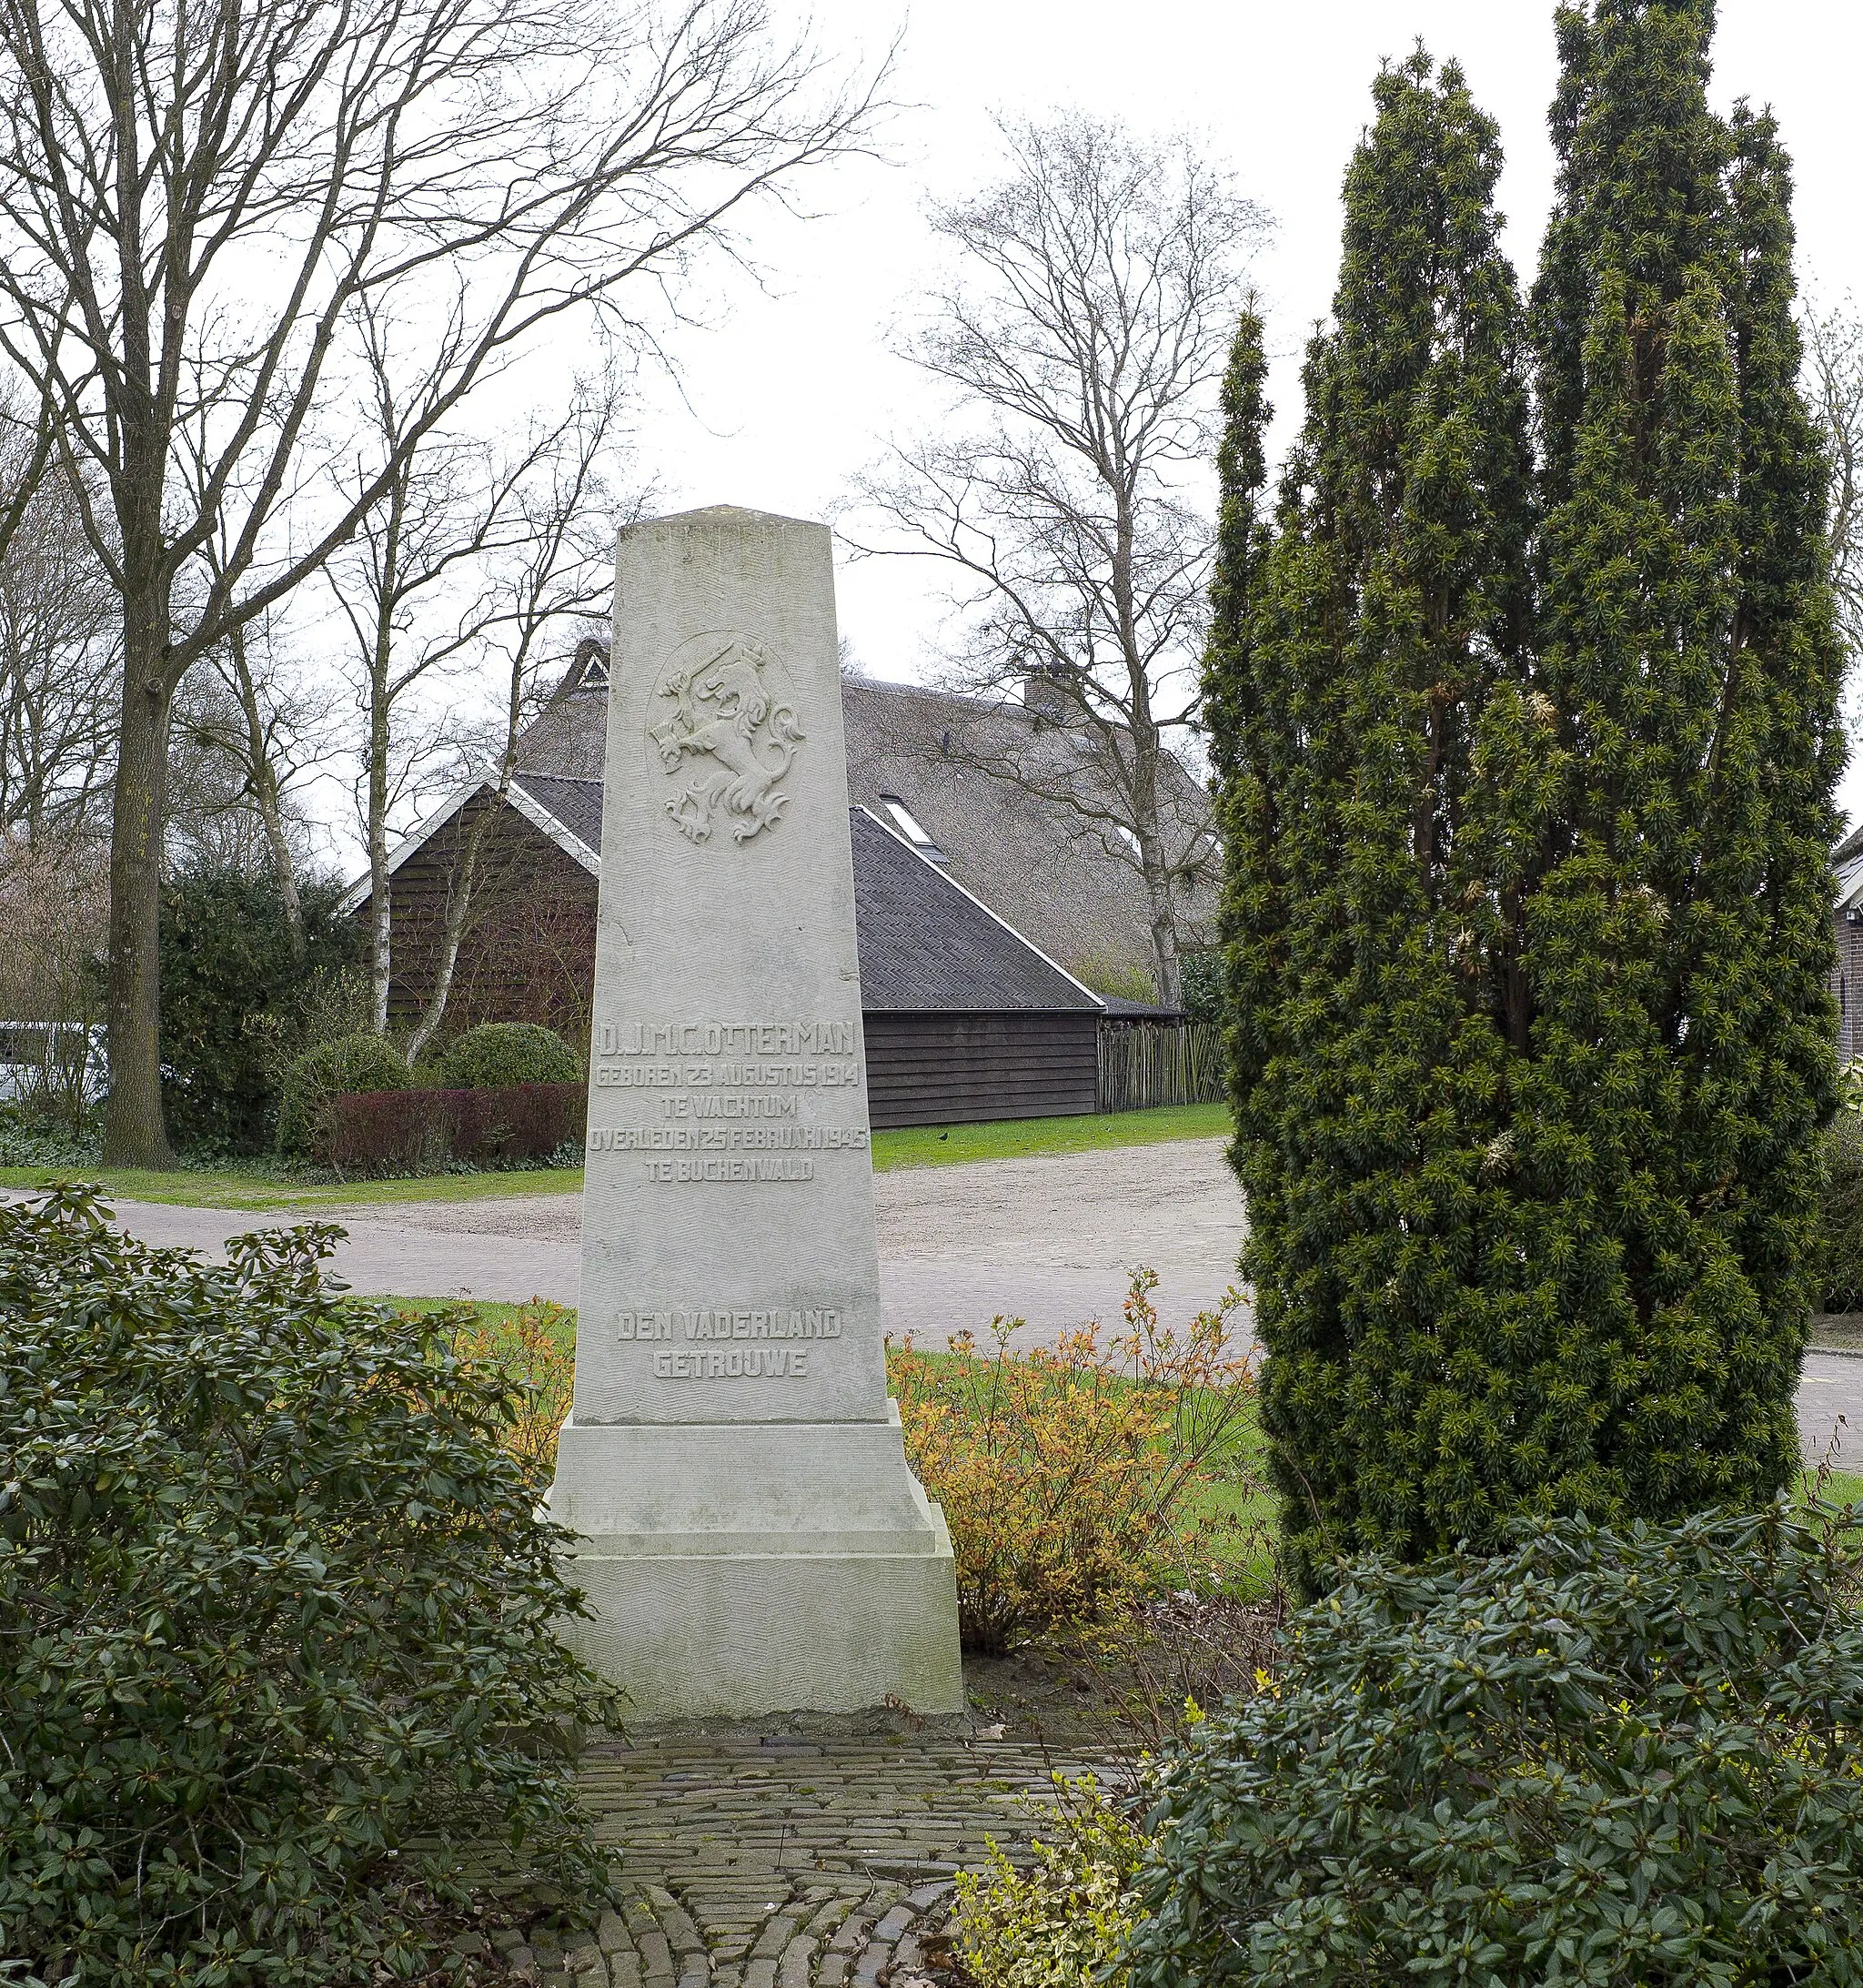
xmin=640 ymin=501 xmax=823 ymax=531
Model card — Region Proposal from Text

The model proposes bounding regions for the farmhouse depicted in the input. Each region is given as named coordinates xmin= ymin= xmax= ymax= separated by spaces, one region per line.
xmin=358 ymin=645 xmax=1214 ymax=1125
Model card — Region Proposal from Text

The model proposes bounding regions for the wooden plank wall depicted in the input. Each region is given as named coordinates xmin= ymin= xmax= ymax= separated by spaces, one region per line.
xmin=862 ymin=1010 xmax=1100 ymax=1129
xmin=382 ymin=797 xmax=599 ymax=1053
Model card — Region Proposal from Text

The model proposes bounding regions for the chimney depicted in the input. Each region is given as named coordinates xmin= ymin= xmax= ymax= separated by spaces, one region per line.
xmin=1021 ymin=664 xmax=1073 ymax=724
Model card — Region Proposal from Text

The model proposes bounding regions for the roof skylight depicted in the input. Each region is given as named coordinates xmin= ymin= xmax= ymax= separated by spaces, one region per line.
xmin=880 ymin=794 xmax=946 ymax=862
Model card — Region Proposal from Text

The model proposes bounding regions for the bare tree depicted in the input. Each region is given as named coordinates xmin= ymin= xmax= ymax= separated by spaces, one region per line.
xmin=0 ymin=427 xmax=116 ymax=849
xmin=184 ymin=619 xmax=329 ymax=955
xmin=1806 ymin=298 xmax=1863 ymax=701
xmin=165 ymin=646 xmax=325 ymax=899
xmin=330 ymin=338 xmax=628 ymax=1038
xmin=167 ymin=408 xmax=344 ymax=955
xmin=0 ymin=0 xmax=881 ymax=1163
xmin=0 ymin=830 xmax=108 ymax=1127
xmin=397 ymin=399 xmax=630 ymax=1063
xmin=849 ymin=114 xmax=1267 ymax=1004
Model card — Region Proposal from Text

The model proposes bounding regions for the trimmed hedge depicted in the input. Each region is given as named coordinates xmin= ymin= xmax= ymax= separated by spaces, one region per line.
xmin=1127 ymin=1509 xmax=1863 ymax=1988
xmin=441 ymin=1023 xmax=579 ymax=1091
xmin=319 ymin=1082 xmax=585 ymax=1174
xmin=0 ymin=1183 xmax=623 ymax=1983
xmin=276 ymin=1033 xmax=409 ymax=1157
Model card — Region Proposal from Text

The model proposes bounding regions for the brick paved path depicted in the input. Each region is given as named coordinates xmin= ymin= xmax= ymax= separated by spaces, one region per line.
xmin=488 ymin=1731 xmax=1118 ymax=1988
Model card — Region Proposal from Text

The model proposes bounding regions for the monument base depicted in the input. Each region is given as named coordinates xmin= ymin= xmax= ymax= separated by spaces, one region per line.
xmin=548 ymin=1409 xmax=965 ymax=1718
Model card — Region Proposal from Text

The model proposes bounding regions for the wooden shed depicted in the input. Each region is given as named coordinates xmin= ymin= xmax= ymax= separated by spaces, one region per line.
xmin=358 ymin=781 xmax=1110 ymax=1129
xmin=848 ymin=805 xmax=1103 ymax=1127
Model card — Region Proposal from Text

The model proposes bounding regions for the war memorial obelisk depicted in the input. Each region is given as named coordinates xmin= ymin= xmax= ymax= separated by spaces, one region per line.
xmin=548 ymin=505 xmax=964 ymax=1717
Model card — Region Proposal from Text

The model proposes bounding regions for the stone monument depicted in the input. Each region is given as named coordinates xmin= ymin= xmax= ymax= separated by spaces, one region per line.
xmin=548 ymin=504 xmax=965 ymax=1717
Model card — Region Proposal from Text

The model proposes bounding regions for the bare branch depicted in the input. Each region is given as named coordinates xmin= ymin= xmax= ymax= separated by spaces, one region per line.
xmin=0 ymin=0 xmax=885 ymax=1159
xmin=1806 ymin=295 xmax=1863 ymax=702
xmin=844 ymin=111 xmax=1265 ymax=1004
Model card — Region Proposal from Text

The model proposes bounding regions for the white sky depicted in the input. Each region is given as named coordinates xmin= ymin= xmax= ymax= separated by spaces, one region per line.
xmin=601 ymin=0 xmax=1863 ymax=821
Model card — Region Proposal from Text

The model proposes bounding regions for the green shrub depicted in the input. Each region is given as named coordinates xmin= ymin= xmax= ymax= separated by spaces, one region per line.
xmin=160 ymin=869 xmax=362 ymax=1154
xmin=889 ymin=1272 xmax=1255 ymax=1655
xmin=276 ymin=1030 xmax=409 ymax=1157
xmin=0 ymin=1184 xmax=625 ymax=1985
xmin=957 ymin=1773 xmax=1143 ymax=1988
xmin=1817 ymin=1107 xmax=1863 ymax=1312
xmin=1127 ymin=1509 xmax=1863 ymax=1988
xmin=1177 ymin=949 xmax=1223 ymax=1025
xmin=440 ymin=1022 xmax=580 ymax=1091
xmin=0 ymin=1101 xmax=100 ymax=1168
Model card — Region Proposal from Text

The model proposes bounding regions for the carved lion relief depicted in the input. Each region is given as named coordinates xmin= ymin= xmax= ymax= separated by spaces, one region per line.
xmin=648 ymin=632 xmax=804 ymax=844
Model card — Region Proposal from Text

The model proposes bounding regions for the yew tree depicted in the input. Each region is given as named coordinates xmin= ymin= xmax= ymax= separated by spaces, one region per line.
xmin=1213 ymin=5 xmax=1844 ymax=1596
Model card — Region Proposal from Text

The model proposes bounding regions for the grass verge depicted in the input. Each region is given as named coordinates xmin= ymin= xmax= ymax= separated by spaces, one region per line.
xmin=0 ymin=1101 xmax=1231 ymax=1206
xmin=871 ymin=1100 xmax=1229 ymax=1170
xmin=0 ymin=1161 xmax=587 ymax=1212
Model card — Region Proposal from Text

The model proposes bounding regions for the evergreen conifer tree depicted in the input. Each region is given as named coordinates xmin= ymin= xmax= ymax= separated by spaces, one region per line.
xmin=1212 ymin=51 xmax=1541 ymax=1594
xmin=1212 ymin=4 xmax=1844 ymax=1594
xmin=1524 ymin=0 xmax=1842 ymax=1519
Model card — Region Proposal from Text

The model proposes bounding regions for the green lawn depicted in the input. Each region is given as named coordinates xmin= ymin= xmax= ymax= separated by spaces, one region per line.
xmin=0 ymin=1101 xmax=1230 ymax=1207
xmin=370 ymin=1294 xmax=575 ymax=1355
xmin=0 ymin=1160 xmax=589 ymax=1212
xmin=871 ymin=1099 xmax=1229 ymax=1170
xmin=1803 ymin=1466 xmax=1863 ymax=1507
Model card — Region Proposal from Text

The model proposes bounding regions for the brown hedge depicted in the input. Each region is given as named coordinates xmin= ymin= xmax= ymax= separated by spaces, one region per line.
xmin=317 ymin=1081 xmax=584 ymax=1174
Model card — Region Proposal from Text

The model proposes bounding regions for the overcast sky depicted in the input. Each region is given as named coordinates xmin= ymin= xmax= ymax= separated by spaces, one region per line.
xmin=610 ymin=0 xmax=1863 ymax=817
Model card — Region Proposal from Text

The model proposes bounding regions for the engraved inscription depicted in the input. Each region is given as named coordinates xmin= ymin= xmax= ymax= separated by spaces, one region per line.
xmin=654 ymin=1347 xmax=808 ymax=1378
xmin=588 ymin=1015 xmax=865 ymax=1185
xmin=617 ymin=1307 xmax=843 ymax=1340
xmin=598 ymin=1020 xmax=857 ymax=1055
xmin=621 ymin=1304 xmax=842 ymax=1381
xmin=588 ymin=1125 xmax=868 ymax=1152
xmin=649 ymin=631 xmax=802 ymax=843
xmin=592 ymin=1021 xmax=859 ymax=1094
xmin=594 ymin=1062 xmax=858 ymax=1089
xmin=644 ymin=1156 xmax=814 ymax=1182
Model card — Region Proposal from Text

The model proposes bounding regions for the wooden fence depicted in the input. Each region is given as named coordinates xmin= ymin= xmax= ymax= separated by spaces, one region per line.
xmin=1096 ymin=1018 xmax=1225 ymax=1114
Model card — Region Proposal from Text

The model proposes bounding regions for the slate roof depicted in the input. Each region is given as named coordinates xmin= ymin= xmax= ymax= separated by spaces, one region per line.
xmin=434 ymin=771 xmax=1102 ymax=1014
xmin=510 ymin=664 xmax=1216 ymax=985
xmin=511 ymin=771 xmax=603 ymax=856
xmin=513 ymin=681 xmax=606 ymax=779
xmin=849 ymin=807 xmax=1100 ymax=1014
xmin=840 ymin=678 xmax=1217 ymax=979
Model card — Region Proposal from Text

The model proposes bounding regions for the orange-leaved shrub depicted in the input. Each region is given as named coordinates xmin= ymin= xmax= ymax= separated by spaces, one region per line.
xmin=452 ymin=1298 xmax=576 ymax=1482
xmin=889 ymin=1269 xmax=1254 ymax=1654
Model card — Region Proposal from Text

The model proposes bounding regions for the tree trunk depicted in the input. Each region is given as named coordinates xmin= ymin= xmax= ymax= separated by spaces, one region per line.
xmin=1125 ymin=678 xmax=1181 ymax=1007
xmin=1144 ymin=849 xmax=1183 ymax=1007
xmin=255 ymin=760 xmax=305 ymax=966
xmin=368 ymin=664 xmax=392 ymax=1034
xmin=403 ymin=812 xmax=489 ymax=1065
xmin=101 ymin=631 xmax=175 ymax=1167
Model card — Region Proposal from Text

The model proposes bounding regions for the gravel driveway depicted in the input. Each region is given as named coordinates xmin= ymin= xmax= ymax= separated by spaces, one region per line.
xmin=2 ymin=1139 xmax=1247 ymax=1346
xmin=11 ymin=1143 xmax=1856 ymax=1463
